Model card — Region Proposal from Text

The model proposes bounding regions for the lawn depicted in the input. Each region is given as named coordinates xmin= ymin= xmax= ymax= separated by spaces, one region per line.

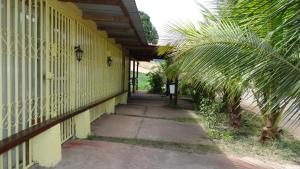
xmin=193 ymin=101 xmax=300 ymax=164
xmin=131 ymin=72 xmax=150 ymax=91
xmin=171 ymin=108 xmax=300 ymax=164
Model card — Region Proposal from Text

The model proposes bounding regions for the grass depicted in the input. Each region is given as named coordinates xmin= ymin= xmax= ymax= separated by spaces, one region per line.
xmin=172 ymin=117 xmax=202 ymax=124
xmin=156 ymin=97 xmax=300 ymax=163
xmin=192 ymin=102 xmax=300 ymax=164
xmin=131 ymin=72 xmax=150 ymax=91
xmin=87 ymin=135 xmax=220 ymax=154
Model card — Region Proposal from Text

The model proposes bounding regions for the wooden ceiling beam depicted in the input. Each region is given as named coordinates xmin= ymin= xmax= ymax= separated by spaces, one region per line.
xmin=107 ymin=29 xmax=133 ymax=34
xmin=60 ymin=0 xmax=145 ymax=45
xmin=83 ymin=13 xmax=130 ymax=22
xmin=108 ymin=34 xmax=137 ymax=39
xmin=116 ymin=38 xmax=139 ymax=42
xmin=116 ymin=40 xmax=140 ymax=45
xmin=123 ymin=45 xmax=157 ymax=50
xmin=98 ymin=26 xmax=132 ymax=32
xmin=59 ymin=0 xmax=119 ymax=5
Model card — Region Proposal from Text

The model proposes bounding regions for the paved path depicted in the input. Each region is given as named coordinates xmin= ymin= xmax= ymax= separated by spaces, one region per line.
xmin=51 ymin=140 xmax=270 ymax=169
xmin=92 ymin=114 xmax=211 ymax=145
xmin=36 ymin=93 xmax=293 ymax=169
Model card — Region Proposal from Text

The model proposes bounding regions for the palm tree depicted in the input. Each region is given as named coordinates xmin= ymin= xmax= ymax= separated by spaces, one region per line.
xmin=161 ymin=1 xmax=300 ymax=139
xmin=220 ymin=0 xmax=300 ymax=140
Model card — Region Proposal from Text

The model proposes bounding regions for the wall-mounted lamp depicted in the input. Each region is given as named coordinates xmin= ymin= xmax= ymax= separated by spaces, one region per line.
xmin=75 ymin=45 xmax=84 ymax=62
xmin=107 ymin=56 xmax=113 ymax=67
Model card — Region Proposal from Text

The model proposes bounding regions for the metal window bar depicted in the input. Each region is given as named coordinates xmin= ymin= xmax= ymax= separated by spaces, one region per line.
xmin=1 ymin=0 xmax=126 ymax=168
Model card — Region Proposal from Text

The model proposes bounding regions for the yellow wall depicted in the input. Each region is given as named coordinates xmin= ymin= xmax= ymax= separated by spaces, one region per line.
xmin=0 ymin=0 xmax=128 ymax=168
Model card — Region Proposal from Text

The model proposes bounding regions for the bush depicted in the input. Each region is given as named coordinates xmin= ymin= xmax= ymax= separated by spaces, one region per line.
xmin=196 ymin=98 xmax=234 ymax=140
xmin=179 ymin=83 xmax=191 ymax=96
xmin=190 ymin=87 xmax=300 ymax=163
xmin=147 ymin=70 xmax=165 ymax=94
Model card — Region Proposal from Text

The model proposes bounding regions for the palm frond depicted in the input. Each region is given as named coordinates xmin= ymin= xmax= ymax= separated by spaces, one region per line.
xmin=165 ymin=19 xmax=300 ymax=126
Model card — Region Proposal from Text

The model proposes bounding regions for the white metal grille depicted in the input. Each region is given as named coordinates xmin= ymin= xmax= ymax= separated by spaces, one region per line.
xmin=0 ymin=0 xmax=125 ymax=168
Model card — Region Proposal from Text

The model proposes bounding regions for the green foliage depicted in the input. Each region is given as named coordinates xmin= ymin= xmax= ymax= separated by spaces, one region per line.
xmin=195 ymin=98 xmax=300 ymax=163
xmin=178 ymin=83 xmax=189 ymax=96
xmin=147 ymin=70 xmax=165 ymax=94
xmin=161 ymin=4 xmax=300 ymax=129
xmin=197 ymin=98 xmax=233 ymax=141
xmin=137 ymin=72 xmax=150 ymax=91
xmin=139 ymin=11 xmax=159 ymax=44
xmin=218 ymin=0 xmax=300 ymax=134
xmin=130 ymin=71 xmax=151 ymax=91
xmin=189 ymin=84 xmax=217 ymax=109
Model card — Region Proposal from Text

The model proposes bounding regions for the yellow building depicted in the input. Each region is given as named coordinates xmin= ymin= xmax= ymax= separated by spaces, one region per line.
xmin=0 ymin=0 xmax=157 ymax=168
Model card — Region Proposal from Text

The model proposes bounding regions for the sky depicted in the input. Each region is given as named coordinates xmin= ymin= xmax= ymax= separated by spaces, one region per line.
xmin=135 ymin=0 xmax=216 ymax=44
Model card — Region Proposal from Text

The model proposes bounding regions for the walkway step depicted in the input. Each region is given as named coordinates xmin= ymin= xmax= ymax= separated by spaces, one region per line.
xmin=91 ymin=114 xmax=212 ymax=145
xmin=116 ymin=104 xmax=197 ymax=119
xmin=88 ymin=135 xmax=220 ymax=154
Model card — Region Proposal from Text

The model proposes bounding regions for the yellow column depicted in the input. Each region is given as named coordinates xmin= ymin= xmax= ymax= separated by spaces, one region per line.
xmin=120 ymin=93 xmax=128 ymax=104
xmin=75 ymin=110 xmax=91 ymax=139
xmin=32 ymin=124 xmax=62 ymax=167
xmin=106 ymin=98 xmax=116 ymax=114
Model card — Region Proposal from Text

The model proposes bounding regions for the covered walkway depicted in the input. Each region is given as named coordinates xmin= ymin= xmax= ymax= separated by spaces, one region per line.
xmin=35 ymin=93 xmax=277 ymax=169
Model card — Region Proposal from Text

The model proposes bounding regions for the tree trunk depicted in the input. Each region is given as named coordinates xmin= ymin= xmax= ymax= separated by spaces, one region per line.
xmin=222 ymin=91 xmax=229 ymax=112
xmin=166 ymin=79 xmax=170 ymax=96
xmin=222 ymin=92 xmax=242 ymax=129
xmin=229 ymin=96 xmax=242 ymax=129
xmin=260 ymin=111 xmax=281 ymax=141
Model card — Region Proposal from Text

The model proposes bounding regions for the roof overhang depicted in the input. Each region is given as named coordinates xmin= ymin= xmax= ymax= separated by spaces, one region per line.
xmin=59 ymin=0 xmax=159 ymax=61
xmin=124 ymin=45 xmax=163 ymax=61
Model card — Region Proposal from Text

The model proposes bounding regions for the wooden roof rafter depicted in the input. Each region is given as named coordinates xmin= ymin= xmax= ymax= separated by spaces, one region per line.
xmin=59 ymin=0 xmax=160 ymax=61
xmin=60 ymin=0 xmax=120 ymax=5
xmin=83 ymin=13 xmax=130 ymax=23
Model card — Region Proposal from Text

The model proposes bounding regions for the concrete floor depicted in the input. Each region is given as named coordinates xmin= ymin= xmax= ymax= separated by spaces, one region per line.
xmin=47 ymin=140 xmax=270 ymax=169
xmin=116 ymin=104 xmax=197 ymax=119
xmin=92 ymin=114 xmax=211 ymax=144
xmin=33 ymin=93 xmax=299 ymax=169
xmin=92 ymin=94 xmax=210 ymax=144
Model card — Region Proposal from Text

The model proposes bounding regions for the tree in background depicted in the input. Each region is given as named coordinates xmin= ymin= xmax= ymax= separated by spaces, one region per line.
xmin=139 ymin=11 xmax=159 ymax=44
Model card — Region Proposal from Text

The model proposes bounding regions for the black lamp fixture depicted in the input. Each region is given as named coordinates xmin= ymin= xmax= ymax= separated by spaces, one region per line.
xmin=75 ymin=45 xmax=84 ymax=62
xmin=107 ymin=56 xmax=113 ymax=67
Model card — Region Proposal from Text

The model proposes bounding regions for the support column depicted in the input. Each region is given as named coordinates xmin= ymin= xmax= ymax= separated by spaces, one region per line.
xmin=136 ymin=62 xmax=139 ymax=91
xmin=166 ymin=79 xmax=170 ymax=96
xmin=174 ymin=77 xmax=179 ymax=105
xmin=132 ymin=59 xmax=136 ymax=93
xmin=122 ymin=54 xmax=125 ymax=92
xmin=75 ymin=110 xmax=91 ymax=139
xmin=128 ymin=57 xmax=131 ymax=97
xmin=32 ymin=124 xmax=62 ymax=167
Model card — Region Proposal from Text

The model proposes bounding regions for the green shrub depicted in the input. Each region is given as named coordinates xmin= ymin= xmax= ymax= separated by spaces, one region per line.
xmin=179 ymin=83 xmax=191 ymax=96
xmin=148 ymin=71 xmax=165 ymax=94
xmin=138 ymin=72 xmax=151 ymax=91
xmin=192 ymin=90 xmax=300 ymax=163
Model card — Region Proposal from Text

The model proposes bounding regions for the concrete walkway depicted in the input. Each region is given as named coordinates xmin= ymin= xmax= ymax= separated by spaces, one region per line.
xmin=40 ymin=93 xmax=290 ymax=169
xmin=53 ymin=140 xmax=269 ymax=169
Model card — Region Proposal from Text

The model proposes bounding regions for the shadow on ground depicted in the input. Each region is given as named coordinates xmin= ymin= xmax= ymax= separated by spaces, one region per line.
xmin=33 ymin=93 xmax=275 ymax=169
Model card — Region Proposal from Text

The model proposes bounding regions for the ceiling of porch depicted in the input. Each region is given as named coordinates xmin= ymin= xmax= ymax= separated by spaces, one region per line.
xmin=59 ymin=0 xmax=159 ymax=61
